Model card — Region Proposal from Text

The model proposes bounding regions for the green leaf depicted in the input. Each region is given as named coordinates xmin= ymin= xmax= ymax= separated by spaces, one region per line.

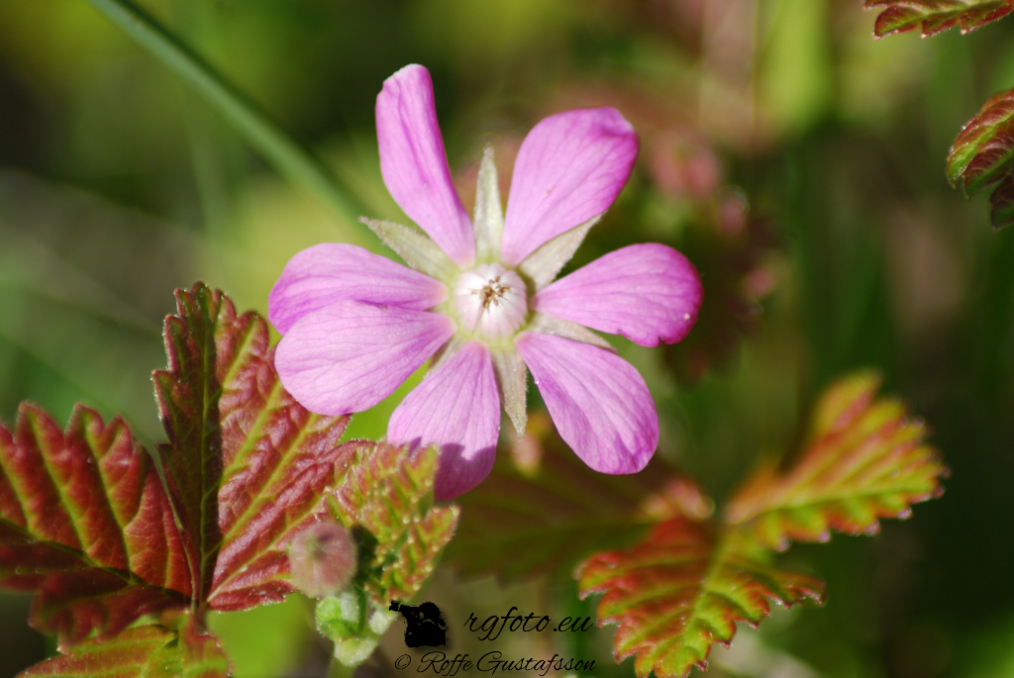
xmin=724 ymin=371 xmax=948 ymax=550
xmin=864 ymin=0 xmax=1014 ymax=38
xmin=154 ymin=283 xmax=352 ymax=612
xmin=947 ymin=88 xmax=1014 ymax=228
xmin=19 ymin=612 xmax=229 ymax=678
xmin=448 ymin=413 xmax=713 ymax=582
xmin=328 ymin=442 xmax=458 ymax=604
xmin=316 ymin=442 xmax=459 ymax=666
xmin=577 ymin=520 xmax=825 ymax=678
xmin=0 ymin=405 xmax=190 ymax=645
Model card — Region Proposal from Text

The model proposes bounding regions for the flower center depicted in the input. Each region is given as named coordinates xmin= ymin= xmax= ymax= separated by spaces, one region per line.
xmin=452 ymin=263 xmax=528 ymax=340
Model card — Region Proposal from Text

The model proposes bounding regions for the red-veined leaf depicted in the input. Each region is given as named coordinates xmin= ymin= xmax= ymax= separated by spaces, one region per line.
xmin=19 ymin=612 xmax=229 ymax=678
xmin=947 ymin=88 xmax=1014 ymax=228
xmin=153 ymin=283 xmax=353 ymax=612
xmin=864 ymin=0 xmax=1014 ymax=38
xmin=0 ymin=405 xmax=190 ymax=645
xmin=448 ymin=413 xmax=712 ymax=582
xmin=154 ymin=284 xmax=231 ymax=607
xmin=577 ymin=372 xmax=945 ymax=678
xmin=724 ymin=372 xmax=947 ymax=550
xmin=577 ymin=520 xmax=825 ymax=678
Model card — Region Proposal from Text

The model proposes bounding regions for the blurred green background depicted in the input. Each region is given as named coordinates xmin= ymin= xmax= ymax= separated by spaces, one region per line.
xmin=1 ymin=1 xmax=1013 ymax=677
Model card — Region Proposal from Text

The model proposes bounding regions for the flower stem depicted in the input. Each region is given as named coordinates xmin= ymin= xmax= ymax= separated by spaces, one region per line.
xmin=83 ymin=0 xmax=363 ymax=222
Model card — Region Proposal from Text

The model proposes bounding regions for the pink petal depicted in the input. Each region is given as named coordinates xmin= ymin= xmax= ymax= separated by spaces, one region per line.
xmin=268 ymin=243 xmax=447 ymax=334
xmin=376 ymin=64 xmax=475 ymax=266
xmin=275 ymin=301 xmax=455 ymax=415
xmin=532 ymin=244 xmax=702 ymax=347
xmin=515 ymin=332 xmax=657 ymax=474
xmin=388 ymin=341 xmax=500 ymax=500
xmin=501 ymin=108 xmax=638 ymax=266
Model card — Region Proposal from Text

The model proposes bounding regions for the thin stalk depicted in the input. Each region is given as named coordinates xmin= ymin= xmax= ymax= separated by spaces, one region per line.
xmin=84 ymin=0 xmax=363 ymax=222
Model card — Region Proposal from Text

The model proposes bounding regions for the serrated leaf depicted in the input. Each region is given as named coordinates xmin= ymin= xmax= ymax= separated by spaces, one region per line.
xmin=725 ymin=372 xmax=947 ymax=551
xmin=448 ymin=413 xmax=712 ymax=582
xmin=317 ymin=443 xmax=458 ymax=666
xmin=206 ymin=319 xmax=352 ymax=610
xmin=0 ymin=405 xmax=190 ymax=645
xmin=947 ymin=88 xmax=1014 ymax=228
xmin=328 ymin=442 xmax=459 ymax=603
xmin=3 ymin=281 xmax=356 ymax=675
xmin=19 ymin=613 xmax=229 ymax=678
xmin=577 ymin=520 xmax=825 ymax=678
xmin=864 ymin=1 xmax=1014 ymax=38
xmin=154 ymin=284 xmax=232 ymax=608
xmin=154 ymin=283 xmax=353 ymax=612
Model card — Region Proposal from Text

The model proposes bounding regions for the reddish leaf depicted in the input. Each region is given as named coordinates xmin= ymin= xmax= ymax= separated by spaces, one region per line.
xmin=329 ymin=442 xmax=459 ymax=603
xmin=448 ymin=413 xmax=712 ymax=582
xmin=576 ymin=372 xmax=945 ymax=678
xmin=205 ymin=315 xmax=351 ymax=610
xmin=19 ymin=613 xmax=229 ymax=678
xmin=947 ymin=88 xmax=1014 ymax=228
xmin=989 ymin=172 xmax=1014 ymax=226
xmin=725 ymin=372 xmax=947 ymax=550
xmin=0 ymin=405 xmax=190 ymax=645
xmin=864 ymin=1 xmax=1014 ymax=38
xmin=153 ymin=283 xmax=352 ymax=612
xmin=577 ymin=521 xmax=825 ymax=678
xmin=3 ymin=281 xmax=360 ymax=678
xmin=154 ymin=285 xmax=232 ymax=607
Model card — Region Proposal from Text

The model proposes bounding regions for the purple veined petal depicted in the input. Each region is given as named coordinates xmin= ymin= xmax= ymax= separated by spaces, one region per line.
xmin=515 ymin=332 xmax=657 ymax=475
xmin=275 ymin=300 xmax=455 ymax=416
xmin=376 ymin=64 xmax=475 ymax=267
xmin=532 ymin=243 xmax=703 ymax=347
xmin=268 ymin=243 xmax=448 ymax=334
xmin=501 ymin=108 xmax=638 ymax=266
xmin=388 ymin=341 xmax=500 ymax=500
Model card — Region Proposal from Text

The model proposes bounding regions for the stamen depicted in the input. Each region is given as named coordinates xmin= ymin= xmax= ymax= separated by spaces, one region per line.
xmin=453 ymin=264 xmax=528 ymax=340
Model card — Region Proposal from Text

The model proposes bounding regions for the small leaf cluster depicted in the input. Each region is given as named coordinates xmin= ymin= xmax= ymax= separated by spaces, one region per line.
xmin=862 ymin=1 xmax=1014 ymax=228
xmin=0 ymin=283 xmax=457 ymax=677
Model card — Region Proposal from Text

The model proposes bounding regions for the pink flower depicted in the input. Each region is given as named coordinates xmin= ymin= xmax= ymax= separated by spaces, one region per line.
xmin=269 ymin=65 xmax=702 ymax=500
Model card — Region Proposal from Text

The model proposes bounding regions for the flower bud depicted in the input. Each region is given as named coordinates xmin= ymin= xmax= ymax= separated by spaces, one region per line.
xmin=288 ymin=522 xmax=358 ymax=598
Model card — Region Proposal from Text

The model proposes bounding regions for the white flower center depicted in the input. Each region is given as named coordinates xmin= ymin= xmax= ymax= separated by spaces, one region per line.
xmin=452 ymin=264 xmax=528 ymax=340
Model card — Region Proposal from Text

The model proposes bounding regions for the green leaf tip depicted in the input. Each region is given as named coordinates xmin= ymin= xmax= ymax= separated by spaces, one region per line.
xmin=945 ymin=88 xmax=1014 ymax=229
